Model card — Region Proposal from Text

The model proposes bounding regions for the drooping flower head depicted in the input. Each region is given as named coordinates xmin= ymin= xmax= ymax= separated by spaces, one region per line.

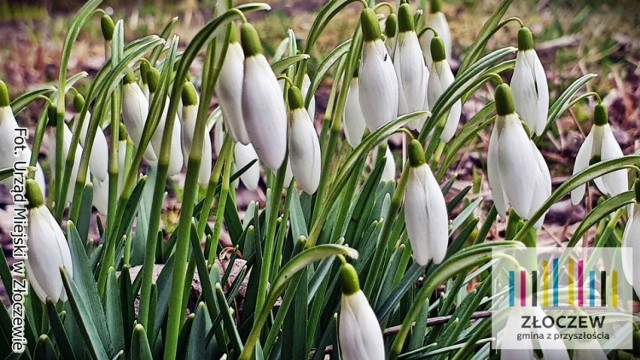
xmin=359 ymin=8 xmax=399 ymax=131
xmin=181 ymin=81 xmax=212 ymax=187
xmin=240 ymin=23 xmax=288 ymax=171
xmin=404 ymin=139 xmax=449 ymax=265
xmin=383 ymin=13 xmax=397 ymax=60
xmin=421 ymin=0 xmax=452 ymax=69
xmin=338 ymin=262 xmax=384 ymax=360
xmin=343 ymin=68 xmax=367 ymax=148
xmin=428 ymin=36 xmax=461 ymax=142
xmin=571 ymin=103 xmax=628 ymax=204
xmin=621 ymin=179 xmax=640 ymax=297
xmin=487 ymin=84 xmax=551 ymax=226
xmin=122 ymin=71 xmax=157 ymax=163
xmin=73 ymin=93 xmax=108 ymax=182
xmin=510 ymin=27 xmax=549 ymax=136
xmin=394 ymin=3 xmax=428 ymax=131
xmin=287 ymin=85 xmax=321 ymax=194
xmin=25 ymin=179 xmax=73 ymax=303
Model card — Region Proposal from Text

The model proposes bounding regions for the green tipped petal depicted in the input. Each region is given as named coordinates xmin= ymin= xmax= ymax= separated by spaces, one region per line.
xmin=147 ymin=67 xmax=160 ymax=94
xmin=181 ymin=82 xmax=198 ymax=106
xmin=229 ymin=24 xmax=239 ymax=44
xmin=495 ymin=84 xmax=515 ymax=116
xmin=398 ymin=4 xmax=415 ymax=32
xmin=119 ymin=123 xmax=128 ymax=140
xmin=26 ymin=179 xmax=44 ymax=209
xmin=73 ymin=93 xmax=85 ymax=113
xmin=0 ymin=81 xmax=9 ymax=107
xmin=340 ymin=263 xmax=360 ymax=295
xmin=101 ymin=15 xmax=115 ymax=41
xmin=594 ymin=103 xmax=608 ymax=126
xmin=287 ymin=85 xmax=304 ymax=110
xmin=430 ymin=0 xmax=442 ymax=13
xmin=430 ymin=36 xmax=446 ymax=62
xmin=408 ymin=140 xmax=426 ymax=167
xmin=361 ymin=8 xmax=382 ymax=42
xmin=47 ymin=104 xmax=58 ymax=126
xmin=240 ymin=23 xmax=263 ymax=57
xmin=385 ymin=14 xmax=397 ymax=38
xmin=517 ymin=27 xmax=534 ymax=51
xmin=124 ymin=70 xmax=136 ymax=85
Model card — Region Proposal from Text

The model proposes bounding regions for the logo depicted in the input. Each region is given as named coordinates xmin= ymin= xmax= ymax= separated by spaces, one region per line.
xmin=492 ymin=247 xmax=634 ymax=351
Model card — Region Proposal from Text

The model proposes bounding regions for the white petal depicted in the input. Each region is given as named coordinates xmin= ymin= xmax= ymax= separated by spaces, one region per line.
xmin=213 ymin=119 xmax=224 ymax=157
xmin=339 ymin=291 xmax=385 ymax=360
xmin=599 ymin=124 xmax=627 ymax=197
xmin=359 ymin=40 xmax=398 ymax=131
xmin=288 ymin=109 xmax=321 ymax=194
xmin=394 ymin=32 xmax=427 ymax=117
xmin=217 ymin=43 xmax=250 ymax=145
xmin=234 ymin=143 xmax=260 ymax=191
xmin=529 ymin=141 xmax=551 ymax=227
xmin=242 ymin=55 xmax=287 ymax=171
xmin=428 ymin=60 xmax=459 ymax=142
xmin=404 ymin=163 xmax=448 ymax=265
xmin=77 ymin=111 xmax=108 ymax=182
xmin=0 ymin=107 xmax=19 ymax=170
xmin=501 ymin=307 xmax=535 ymax=360
xmin=344 ymin=78 xmax=367 ymax=148
xmin=381 ymin=145 xmax=395 ymax=181
xmin=92 ymin=178 xmax=109 ymax=215
xmin=302 ymin=74 xmax=316 ymax=121
xmin=622 ymin=204 xmax=640 ymax=297
xmin=488 ymin=126 xmax=508 ymax=218
xmin=122 ymin=82 xmax=157 ymax=163
xmin=571 ymin=128 xmax=594 ymax=205
xmin=532 ymin=306 xmax=570 ymax=360
xmin=511 ymin=50 xmax=548 ymax=136
xmin=421 ymin=12 xmax=451 ymax=68
xmin=497 ymin=114 xmax=537 ymax=219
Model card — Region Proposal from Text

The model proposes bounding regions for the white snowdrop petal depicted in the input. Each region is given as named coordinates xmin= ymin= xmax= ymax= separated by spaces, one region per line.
xmin=529 ymin=141 xmax=551 ymax=227
xmin=92 ymin=178 xmax=109 ymax=215
xmin=359 ymin=40 xmax=399 ymax=131
xmin=382 ymin=145 xmax=395 ymax=181
xmin=501 ymin=307 xmax=535 ymax=360
xmin=78 ymin=111 xmax=108 ymax=182
xmin=421 ymin=12 xmax=451 ymax=68
xmin=288 ymin=109 xmax=321 ymax=194
xmin=622 ymin=204 xmax=640 ymax=297
xmin=394 ymin=32 xmax=427 ymax=117
xmin=511 ymin=50 xmax=548 ymax=136
xmin=571 ymin=128 xmax=594 ymax=205
xmin=122 ymin=82 xmax=157 ymax=163
xmin=242 ymin=55 xmax=287 ymax=171
xmin=302 ymin=74 xmax=316 ymax=121
xmin=599 ymin=124 xmax=627 ymax=197
xmin=532 ymin=306 xmax=570 ymax=360
xmin=217 ymin=42 xmax=250 ymax=145
xmin=488 ymin=126 xmax=508 ymax=218
xmin=339 ymin=291 xmax=385 ymax=360
xmin=344 ymin=78 xmax=367 ymax=148
xmin=234 ymin=143 xmax=260 ymax=191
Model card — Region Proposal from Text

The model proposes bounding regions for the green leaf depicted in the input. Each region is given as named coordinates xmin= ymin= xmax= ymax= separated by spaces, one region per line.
xmin=130 ymin=325 xmax=153 ymax=360
xmin=305 ymin=39 xmax=351 ymax=108
xmin=77 ymin=183 xmax=93 ymax=242
xmin=272 ymin=54 xmax=311 ymax=74
xmin=119 ymin=266 xmax=134 ymax=353
xmin=240 ymin=245 xmax=359 ymax=360
xmin=33 ymin=335 xmax=56 ymax=360
xmin=0 ymin=168 xmax=14 ymax=183
xmin=10 ymin=86 xmax=55 ymax=116
xmin=45 ymin=300 xmax=77 ymax=360
xmin=305 ymin=0 xmax=359 ymax=52
xmin=568 ymin=190 xmax=634 ymax=247
xmin=105 ymin=268 xmax=124 ymax=353
xmin=186 ymin=303 xmax=209 ymax=360
xmin=215 ymin=283 xmax=244 ymax=354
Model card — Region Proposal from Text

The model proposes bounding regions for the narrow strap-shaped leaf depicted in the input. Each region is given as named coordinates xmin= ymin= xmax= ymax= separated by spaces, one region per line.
xmin=215 ymin=284 xmax=244 ymax=354
xmin=186 ymin=303 xmax=209 ymax=360
xmin=45 ymin=299 xmax=77 ymax=360
xmin=33 ymin=335 xmax=56 ymax=360
xmin=130 ymin=325 xmax=153 ymax=360
xmin=105 ymin=268 xmax=124 ymax=353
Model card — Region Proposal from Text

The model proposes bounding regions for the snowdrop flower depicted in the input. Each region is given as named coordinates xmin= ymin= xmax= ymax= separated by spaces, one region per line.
xmin=383 ymin=14 xmax=397 ymax=60
xmin=277 ymin=74 xmax=316 ymax=124
xmin=216 ymin=26 xmax=250 ymax=145
xmin=343 ymin=74 xmax=367 ymax=147
xmin=213 ymin=117 xmax=224 ymax=157
xmin=287 ymin=86 xmax=321 ymax=194
xmin=622 ymin=181 xmax=640 ymax=297
xmin=338 ymin=262 xmax=384 ymax=360
xmin=501 ymin=305 xmax=569 ymax=360
xmin=573 ymin=339 xmax=608 ymax=360
xmin=510 ymin=27 xmax=549 ymax=136
xmin=382 ymin=144 xmax=395 ymax=181
xmin=49 ymin=121 xmax=87 ymax=204
xmin=92 ymin=179 xmax=108 ymax=215
xmin=240 ymin=23 xmax=287 ymax=171
xmin=234 ymin=142 xmax=260 ymax=191
xmin=146 ymin=67 xmax=184 ymax=176
xmin=122 ymin=71 xmax=157 ymax=163
xmin=73 ymin=93 xmax=108 ymax=182
xmin=394 ymin=4 xmax=428 ymax=131
xmin=181 ymin=82 xmax=212 ymax=186
xmin=0 ymin=81 xmax=46 ymax=193
xmin=359 ymin=8 xmax=399 ymax=131
xmin=428 ymin=36 xmax=460 ymax=142
xmin=25 ymin=179 xmax=73 ymax=303
xmin=404 ymin=139 xmax=448 ymax=265
xmin=421 ymin=0 xmax=451 ymax=68
xmin=487 ymin=84 xmax=551 ymax=226
xmin=571 ymin=103 xmax=627 ymax=204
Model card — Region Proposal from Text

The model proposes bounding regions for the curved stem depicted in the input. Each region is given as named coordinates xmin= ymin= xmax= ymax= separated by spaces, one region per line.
xmin=566 ymin=91 xmax=602 ymax=110
xmin=417 ymin=26 xmax=439 ymax=40
xmin=498 ymin=16 xmax=525 ymax=29
xmin=374 ymin=2 xmax=394 ymax=14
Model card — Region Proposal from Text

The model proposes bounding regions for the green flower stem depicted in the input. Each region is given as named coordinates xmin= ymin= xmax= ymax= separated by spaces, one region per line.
xmin=107 ymin=87 xmax=121 ymax=232
xmin=54 ymin=111 xmax=64 ymax=221
xmin=255 ymin=153 xmax=288 ymax=317
xmin=29 ymin=103 xmax=50 ymax=175
xmin=199 ymin=135 xmax=233 ymax=246
xmin=272 ymin=187 xmax=294 ymax=274
xmin=207 ymin=145 xmax=234 ymax=264
xmin=363 ymin=162 xmax=410 ymax=300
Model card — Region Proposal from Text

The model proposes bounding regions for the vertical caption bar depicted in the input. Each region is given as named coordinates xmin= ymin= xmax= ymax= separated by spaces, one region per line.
xmin=543 ymin=260 xmax=549 ymax=307
xmin=589 ymin=271 xmax=595 ymax=307
xmin=509 ymin=271 xmax=515 ymax=307
xmin=568 ymin=258 xmax=574 ymax=306
xmin=532 ymin=270 xmax=538 ymax=307
xmin=553 ymin=258 xmax=559 ymax=307
xmin=578 ymin=260 xmax=584 ymax=307
xmin=612 ymin=271 xmax=618 ymax=307
xmin=600 ymin=270 xmax=607 ymax=307
xmin=520 ymin=270 xmax=526 ymax=307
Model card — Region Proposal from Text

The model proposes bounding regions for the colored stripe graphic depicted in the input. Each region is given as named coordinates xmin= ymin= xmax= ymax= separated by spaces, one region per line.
xmin=520 ymin=271 xmax=526 ymax=306
xmin=568 ymin=258 xmax=574 ymax=306
xmin=612 ymin=271 xmax=618 ymax=307
xmin=543 ymin=260 xmax=549 ymax=307
xmin=532 ymin=270 xmax=538 ymax=307
xmin=553 ymin=258 xmax=559 ymax=307
xmin=578 ymin=260 xmax=584 ymax=307
xmin=589 ymin=271 xmax=595 ymax=307
xmin=509 ymin=271 xmax=515 ymax=307
xmin=601 ymin=271 xmax=607 ymax=307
